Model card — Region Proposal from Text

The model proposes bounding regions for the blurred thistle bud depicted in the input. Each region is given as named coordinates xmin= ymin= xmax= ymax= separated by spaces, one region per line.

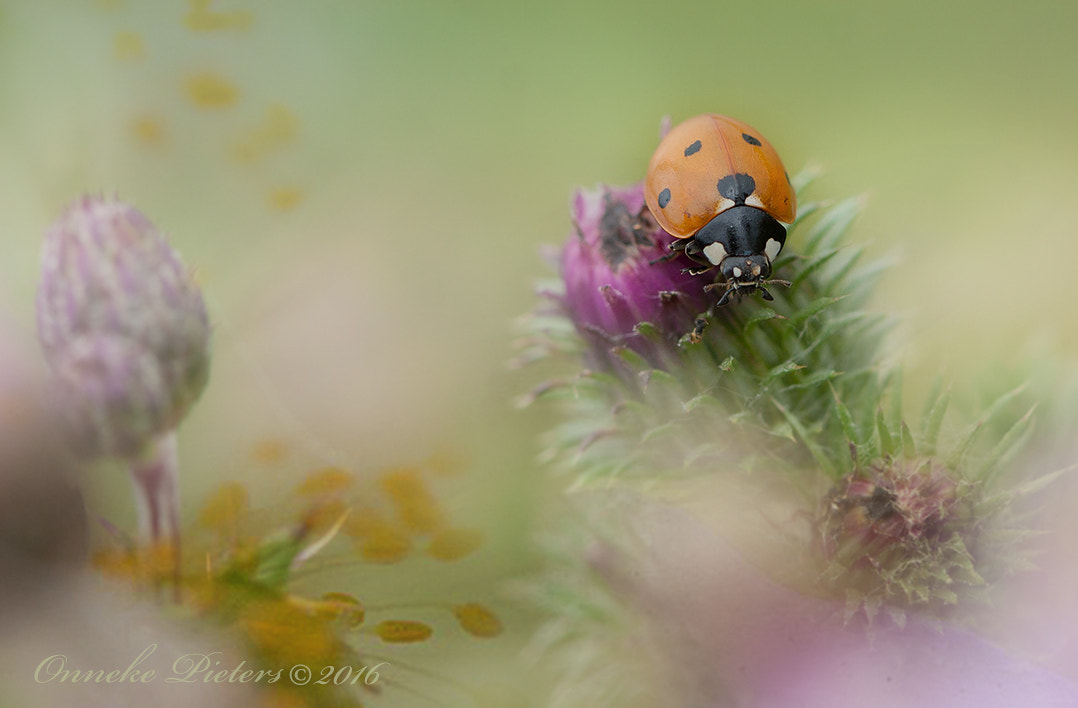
xmin=819 ymin=457 xmax=981 ymax=611
xmin=36 ymin=196 xmax=211 ymax=458
xmin=560 ymin=183 xmax=707 ymax=370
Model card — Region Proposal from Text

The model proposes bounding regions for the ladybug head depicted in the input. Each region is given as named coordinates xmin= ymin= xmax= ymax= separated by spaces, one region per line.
xmin=709 ymin=253 xmax=787 ymax=306
xmin=720 ymin=253 xmax=771 ymax=285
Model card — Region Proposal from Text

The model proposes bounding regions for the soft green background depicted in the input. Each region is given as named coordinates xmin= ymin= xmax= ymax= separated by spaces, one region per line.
xmin=2 ymin=0 xmax=1077 ymax=704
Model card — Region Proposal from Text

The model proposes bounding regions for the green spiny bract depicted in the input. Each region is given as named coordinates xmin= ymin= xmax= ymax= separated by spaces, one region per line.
xmin=521 ymin=170 xmax=1045 ymax=618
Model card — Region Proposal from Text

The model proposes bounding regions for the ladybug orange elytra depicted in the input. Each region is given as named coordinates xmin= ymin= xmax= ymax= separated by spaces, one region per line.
xmin=644 ymin=114 xmax=796 ymax=307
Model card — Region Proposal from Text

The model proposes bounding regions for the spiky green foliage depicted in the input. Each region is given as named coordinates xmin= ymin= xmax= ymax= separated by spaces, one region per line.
xmin=519 ymin=171 xmax=1050 ymax=619
xmin=523 ymin=172 xmax=896 ymax=485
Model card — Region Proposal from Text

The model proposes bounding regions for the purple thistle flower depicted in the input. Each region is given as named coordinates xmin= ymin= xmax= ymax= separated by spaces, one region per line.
xmin=560 ymin=182 xmax=708 ymax=369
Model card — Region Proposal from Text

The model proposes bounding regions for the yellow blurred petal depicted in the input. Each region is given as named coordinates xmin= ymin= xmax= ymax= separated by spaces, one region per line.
xmin=143 ymin=542 xmax=177 ymax=581
xmin=303 ymin=499 xmax=351 ymax=533
xmin=379 ymin=468 xmax=446 ymax=533
xmin=232 ymin=104 xmax=299 ymax=166
xmin=296 ymin=467 xmax=354 ymax=497
xmin=185 ymin=0 xmax=254 ymax=32
xmin=251 ymin=437 xmax=288 ymax=464
xmin=452 ymin=603 xmax=502 ymax=638
xmin=375 ymin=620 xmax=432 ymax=643
xmin=198 ymin=482 xmax=249 ymax=531
xmin=131 ymin=115 xmax=167 ymax=147
xmin=94 ymin=543 xmax=175 ymax=587
xmin=240 ymin=599 xmax=340 ymax=665
xmin=268 ymin=187 xmax=304 ymax=212
xmin=425 ymin=527 xmax=483 ymax=561
xmin=358 ymin=527 xmax=411 ymax=564
xmin=321 ymin=592 xmax=366 ymax=627
xmin=113 ymin=31 xmax=145 ymax=61
xmin=263 ymin=104 xmax=299 ymax=142
xmin=426 ymin=448 xmax=465 ymax=477
xmin=184 ymin=71 xmax=239 ymax=109
xmin=92 ymin=546 xmax=138 ymax=580
xmin=342 ymin=507 xmax=383 ymax=538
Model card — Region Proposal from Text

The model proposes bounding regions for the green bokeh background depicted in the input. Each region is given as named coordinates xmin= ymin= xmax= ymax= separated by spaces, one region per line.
xmin=2 ymin=0 xmax=1077 ymax=703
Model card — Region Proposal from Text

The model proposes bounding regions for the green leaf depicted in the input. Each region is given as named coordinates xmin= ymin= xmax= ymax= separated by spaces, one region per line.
xmin=820 ymin=245 xmax=865 ymax=294
xmin=887 ymin=367 xmax=904 ymax=427
xmin=640 ymin=421 xmax=679 ymax=443
xmin=1011 ymin=463 xmax=1076 ymax=500
xmin=787 ymin=295 xmax=847 ymax=329
xmin=946 ymin=384 xmax=1028 ymax=470
xmin=876 ymin=408 xmax=895 ymax=457
xmin=743 ymin=307 xmax=784 ymax=332
xmin=791 ymin=166 xmax=823 ymax=194
xmin=683 ymin=393 xmax=724 ymax=413
xmin=773 ymin=399 xmax=837 ymax=478
xmin=765 ymin=360 xmax=806 ymax=381
xmin=778 ymin=368 xmax=841 ymax=392
xmin=975 ymin=404 xmax=1036 ymax=484
xmin=900 ymin=421 xmax=917 ymax=459
xmin=613 ymin=346 xmax=651 ymax=371
xmin=842 ymin=254 xmax=898 ymax=300
xmin=252 ymin=531 xmax=305 ymax=590
xmin=921 ymin=386 xmax=951 ymax=456
xmin=790 ymin=247 xmax=844 ymax=290
xmin=803 ymin=196 xmax=863 ymax=253
xmin=831 ymin=383 xmax=859 ymax=446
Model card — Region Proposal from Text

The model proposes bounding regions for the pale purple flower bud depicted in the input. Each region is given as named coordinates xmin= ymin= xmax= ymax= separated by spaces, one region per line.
xmin=560 ymin=182 xmax=707 ymax=369
xmin=47 ymin=334 xmax=171 ymax=458
xmin=36 ymin=196 xmax=210 ymax=458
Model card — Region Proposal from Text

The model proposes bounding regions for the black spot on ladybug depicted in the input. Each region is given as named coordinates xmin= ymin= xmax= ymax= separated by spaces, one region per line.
xmin=657 ymin=188 xmax=671 ymax=208
xmin=684 ymin=140 xmax=702 ymax=157
xmin=598 ymin=194 xmax=655 ymax=269
xmin=741 ymin=133 xmax=762 ymax=146
xmin=716 ymin=173 xmax=755 ymax=204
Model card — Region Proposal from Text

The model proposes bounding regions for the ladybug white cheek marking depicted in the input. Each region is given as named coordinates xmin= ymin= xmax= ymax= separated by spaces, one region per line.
xmin=745 ymin=194 xmax=765 ymax=210
xmin=732 ymin=266 xmax=743 ymax=278
xmin=764 ymin=237 xmax=783 ymax=262
xmin=716 ymin=196 xmax=737 ymax=214
xmin=702 ymin=242 xmax=728 ymax=266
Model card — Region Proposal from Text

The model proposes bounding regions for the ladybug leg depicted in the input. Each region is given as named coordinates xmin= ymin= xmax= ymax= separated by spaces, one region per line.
xmin=648 ymin=238 xmax=687 ymax=266
xmin=714 ymin=285 xmax=736 ymax=307
xmin=679 ymin=241 xmax=716 ymax=276
xmin=649 ymin=250 xmax=682 ymax=266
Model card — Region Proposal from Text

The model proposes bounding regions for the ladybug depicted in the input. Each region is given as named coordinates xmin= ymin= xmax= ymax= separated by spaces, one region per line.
xmin=644 ymin=114 xmax=796 ymax=307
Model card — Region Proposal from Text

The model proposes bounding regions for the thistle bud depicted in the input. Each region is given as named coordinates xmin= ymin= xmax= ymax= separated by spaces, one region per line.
xmin=820 ymin=458 xmax=979 ymax=610
xmin=36 ymin=196 xmax=210 ymax=458
xmin=560 ymin=183 xmax=707 ymax=369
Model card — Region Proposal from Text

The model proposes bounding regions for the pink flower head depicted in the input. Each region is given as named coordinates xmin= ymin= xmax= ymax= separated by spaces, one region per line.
xmin=560 ymin=182 xmax=708 ymax=369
